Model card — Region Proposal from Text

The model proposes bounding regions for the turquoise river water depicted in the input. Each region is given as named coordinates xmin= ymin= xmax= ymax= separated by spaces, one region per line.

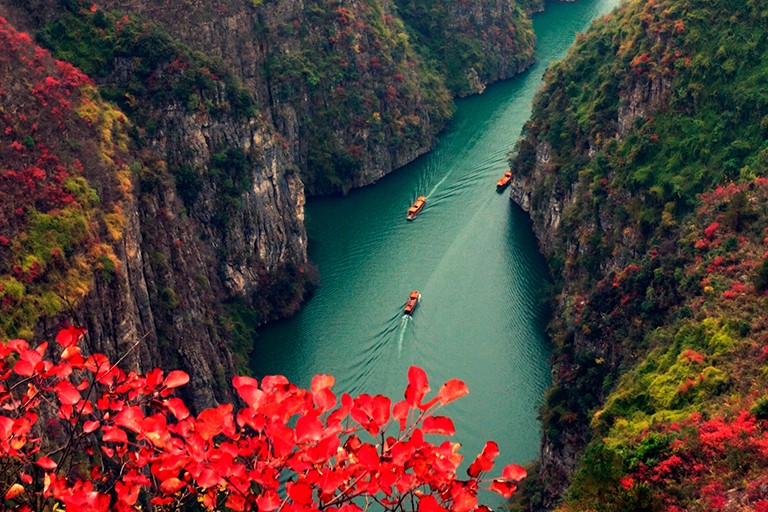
xmin=251 ymin=0 xmax=620 ymax=506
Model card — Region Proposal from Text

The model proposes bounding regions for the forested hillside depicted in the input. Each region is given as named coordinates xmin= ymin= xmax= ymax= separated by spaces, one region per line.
xmin=0 ymin=0 xmax=543 ymax=408
xmin=509 ymin=0 xmax=768 ymax=509
xmin=0 ymin=11 xmax=310 ymax=408
xmin=5 ymin=0 xmax=539 ymax=194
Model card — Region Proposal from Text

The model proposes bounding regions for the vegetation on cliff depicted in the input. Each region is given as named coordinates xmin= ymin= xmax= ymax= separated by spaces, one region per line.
xmin=0 ymin=8 xmax=315 ymax=407
xmin=24 ymin=0 xmax=538 ymax=194
xmin=36 ymin=5 xmax=257 ymax=126
xmin=0 ymin=16 xmax=132 ymax=339
xmin=262 ymin=0 xmax=455 ymax=192
xmin=258 ymin=0 xmax=537 ymax=191
xmin=394 ymin=0 xmax=536 ymax=95
xmin=510 ymin=0 xmax=768 ymax=509
xmin=34 ymin=3 xmax=263 ymax=218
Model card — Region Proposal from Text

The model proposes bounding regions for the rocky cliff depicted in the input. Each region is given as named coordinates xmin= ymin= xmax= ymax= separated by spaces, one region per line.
xmin=394 ymin=0 xmax=536 ymax=96
xmin=509 ymin=0 xmax=768 ymax=509
xmin=0 ymin=11 xmax=311 ymax=409
xmin=8 ymin=0 xmax=538 ymax=194
xmin=0 ymin=0 xmax=543 ymax=409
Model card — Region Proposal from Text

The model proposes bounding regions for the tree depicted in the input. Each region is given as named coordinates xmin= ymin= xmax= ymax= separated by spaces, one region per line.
xmin=0 ymin=327 xmax=525 ymax=511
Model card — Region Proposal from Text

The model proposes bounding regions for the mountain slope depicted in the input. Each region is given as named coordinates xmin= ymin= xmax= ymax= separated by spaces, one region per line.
xmin=0 ymin=0 xmax=545 ymax=406
xmin=508 ymin=0 xmax=768 ymax=509
xmin=0 ymin=14 xmax=312 ymax=409
xmin=7 ymin=0 xmax=538 ymax=194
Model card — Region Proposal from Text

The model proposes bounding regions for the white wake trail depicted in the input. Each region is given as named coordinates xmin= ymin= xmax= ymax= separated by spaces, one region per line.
xmin=397 ymin=315 xmax=411 ymax=356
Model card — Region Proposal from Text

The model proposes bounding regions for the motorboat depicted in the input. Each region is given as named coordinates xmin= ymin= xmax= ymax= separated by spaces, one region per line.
xmin=406 ymin=196 xmax=426 ymax=220
xmin=404 ymin=290 xmax=421 ymax=315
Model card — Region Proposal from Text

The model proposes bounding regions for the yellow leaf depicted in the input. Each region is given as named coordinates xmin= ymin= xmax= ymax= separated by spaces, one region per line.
xmin=5 ymin=483 xmax=25 ymax=500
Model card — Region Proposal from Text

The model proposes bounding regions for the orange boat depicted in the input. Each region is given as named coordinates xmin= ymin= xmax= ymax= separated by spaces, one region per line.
xmin=496 ymin=170 xmax=512 ymax=190
xmin=406 ymin=196 xmax=426 ymax=220
xmin=404 ymin=290 xmax=421 ymax=315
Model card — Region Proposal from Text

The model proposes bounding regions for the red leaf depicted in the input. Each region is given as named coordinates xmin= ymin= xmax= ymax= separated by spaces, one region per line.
xmin=85 ymin=354 xmax=110 ymax=377
xmin=160 ymin=477 xmax=185 ymax=495
xmin=422 ymin=416 xmax=455 ymax=436
xmin=34 ymin=341 xmax=48 ymax=357
xmin=393 ymin=400 xmax=409 ymax=430
xmin=165 ymin=397 xmax=190 ymax=420
xmin=115 ymin=406 xmax=144 ymax=433
xmin=141 ymin=415 xmax=170 ymax=448
xmin=318 ymin=470 xmax=345 ymax=495
xmin=13 ymin=359 xmax=34 ymax=377
xmin=256 ymin=490 xmax=282 ymax=512
xmin=451 ymin=484 xmax=478 ymax=512
xmin=54 ymin=380 xmax=80 ymax=405
xmin=356 ymin=443 xmax=380 ymax=471
xmin=196 ymin=404 xmax=234 ymax=441
xmin=489 ymin=479 xmax=517 ymax=498
xmin=56 ymin=329 xmax=74 ymax=348
xmin=83 ymin=420 xmax=100 ymax=434
xmin=311 ymin=374 xmax=336 ymax=411
xmin=4 ymin=483 xmax=24 ymax=500
xmin=287 ymin=482 xmax=313 ymax=506
xmin=418 ymin=495 xmax=448 ymax=512
xmin=311 ymin=374 xmax=334 ymax=393
xmin=467 ymin=441 xmax=499 ymax=477
xmin=261 ymin=374 xmax=289 ymax=393
xmin=296 ymin=414 xmax=324 ymax=443
xmin=7 ymin=339 xmax=28 ymax=353
xmin=226 ymin=493 xmax=247 ymax=511
xmin=56 ymin=326 xmax=85 ymax=348
xmin=146 ymin=368 xmax=163 ymax=389
xmin=405 ymin=366 xmax=430 ymax=407
xmin=102 ymin=427 xmax=128 ymax=444
xmin=371 ymin=395 xmax=391 ymax=425
xmin=233 ymin=375 xmax=263 ymax=409
xmin=480 ymin=440 xmax=500 ymax=460
xmin=36 ymin=456 xmax=57 ymax=470
xmin=313 ymin=388 xmax=336 ymax=412
xmin=60 ymin=345 xmax=82 ymax=362
xmin=501 ymin=463 xmax=527 ymax=481
xmin=267 ymin=423 xmax=295 ymax=458
xmin=437 ymin=379 xmax=468 ymax=405
xmin=163 ymin=370 xmax=189 ymax=389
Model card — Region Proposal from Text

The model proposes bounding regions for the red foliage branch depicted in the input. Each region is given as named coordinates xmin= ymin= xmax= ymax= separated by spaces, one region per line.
xmin=0 ymin=328 xmax=525 ymax=511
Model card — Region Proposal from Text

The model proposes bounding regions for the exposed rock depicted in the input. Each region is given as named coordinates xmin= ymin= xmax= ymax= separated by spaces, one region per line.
xmin=617 ymin=76 xmax=671 ymax=138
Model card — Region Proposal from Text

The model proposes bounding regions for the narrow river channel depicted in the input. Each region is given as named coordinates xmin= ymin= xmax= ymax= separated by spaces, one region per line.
xmin=251 ymin=0 xmax=620 ymax=506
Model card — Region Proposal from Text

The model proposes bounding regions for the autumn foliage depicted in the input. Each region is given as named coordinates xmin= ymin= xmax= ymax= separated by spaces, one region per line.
xmin=0 ymin=327 xmax=524 ymax=511
xmin=0 ymin=16 xmax=132 ymax=339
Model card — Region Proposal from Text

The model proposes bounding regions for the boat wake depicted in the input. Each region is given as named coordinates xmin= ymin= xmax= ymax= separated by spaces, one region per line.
xmin=375 ymin=311 xmax=407 ymax=338
xmin=426 ymin=158 xmax=497 ymax=205
xmin=397 ymin=315 xmax=411 ymax=356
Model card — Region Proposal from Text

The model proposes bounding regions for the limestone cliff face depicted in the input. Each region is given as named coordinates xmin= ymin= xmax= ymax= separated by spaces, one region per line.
xmin=66 ymin=101 xmax=307 ymax=410
xmin=1 ymin=0 xmax=541 ymax=408
xmin=395 ymin=0 xmax=537 ymax=96
xmin=76 ymin=113 xmax=307 ymax=408
xmin=30 ymin=0 xmax=536 ymax=193
xmin=81 ymin=83 xmax=310 ymax=409
xmin=0 ymin=7 xmax=309 ymax=409
xmin=508 ymin=1 xmax=677 ymax=507
xmin=87 ymin=0 xmax=452 ymax=194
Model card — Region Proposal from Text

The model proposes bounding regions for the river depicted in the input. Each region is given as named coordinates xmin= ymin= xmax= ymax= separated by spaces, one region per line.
xmin=250 ymin=0 xmax=620 ymax=506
